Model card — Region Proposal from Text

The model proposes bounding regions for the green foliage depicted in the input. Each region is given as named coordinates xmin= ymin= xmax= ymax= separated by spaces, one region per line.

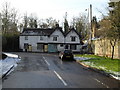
xmin=82 ymin=59 xmax=119 ymax=72
xmin=64 ymin=18 xmax=69 ymax=33
xmin=1 ymin=2 xmax=20 ymax=51
xmin=74 ymin=54 xmax=106 ymax=58
xmin=97 ymin=2 xmax=120 ymax=59
xmin=108 ymin=1 xmax=120 ymax=39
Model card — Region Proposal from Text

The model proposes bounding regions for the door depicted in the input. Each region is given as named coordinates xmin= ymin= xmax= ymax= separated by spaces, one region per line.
xmin=24 ymin=43 xmax=29 ymax=52
xmin=37 ymin=44 xmax=44 ymax=52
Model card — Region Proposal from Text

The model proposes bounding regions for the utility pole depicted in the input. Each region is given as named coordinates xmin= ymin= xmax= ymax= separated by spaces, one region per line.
xmin=89 ymin=4 xmax=93 ymax=54
xmin=85 ymin=4 xmax=93 ymax=54
xmin=0 ymin=13 xmax=2 ymax=53
xmin=0 ymin=13 xmax=1 ymax=31
xmin=90 ymin=4 xmax=92 ymax=40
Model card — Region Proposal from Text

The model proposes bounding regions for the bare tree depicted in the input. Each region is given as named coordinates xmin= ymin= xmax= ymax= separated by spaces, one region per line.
xmin=38 ymin=17 xmax=58 ymax=29
xmin=1 ymin=2 xmax=19 ymax=34
xmin=70 ymin=14 xmax=87 ymax=40
xmin=23 ymin=13 xmax=29 ymax=28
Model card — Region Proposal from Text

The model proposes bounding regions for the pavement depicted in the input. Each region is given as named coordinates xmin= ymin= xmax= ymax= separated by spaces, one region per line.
xmin=2 ymin=52 xmax=120 ymax=88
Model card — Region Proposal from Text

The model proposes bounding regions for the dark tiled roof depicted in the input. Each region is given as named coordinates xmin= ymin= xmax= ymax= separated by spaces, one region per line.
xmin=20 ymin=28 xmax=55 ymax=36
xmin=20 ymin=27 xmax=80 ymax=38
xmin=65 ymin=28 xmax=80 ymax=37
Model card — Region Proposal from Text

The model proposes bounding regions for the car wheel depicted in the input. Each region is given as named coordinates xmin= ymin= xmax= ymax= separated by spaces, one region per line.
xmin=59 ymin=56 xmax=61 ymax=59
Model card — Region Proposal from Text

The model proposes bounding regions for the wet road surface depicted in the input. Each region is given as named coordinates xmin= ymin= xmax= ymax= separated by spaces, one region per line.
xmin=2 ymin=52 xmax=120 ymax=88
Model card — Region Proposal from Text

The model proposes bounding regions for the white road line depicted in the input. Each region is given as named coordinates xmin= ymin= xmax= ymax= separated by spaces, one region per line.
xmin=54 ymin=70 xmax=67 ymax=86
xmin=93 ymin=78 xmax=109 ymax=88
xmin=43 ymin=56 xmax=50 ymax=66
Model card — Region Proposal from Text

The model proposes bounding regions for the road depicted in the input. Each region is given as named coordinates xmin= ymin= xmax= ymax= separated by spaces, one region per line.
xmin=2 ymin=52 xmax=119 ymax=88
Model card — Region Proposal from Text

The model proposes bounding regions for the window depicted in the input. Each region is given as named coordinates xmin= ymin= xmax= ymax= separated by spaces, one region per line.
xmin=65 ymin=44 xmax=68 ymax=49
xmin=70 ymin=45 xmax=76 ymax=50
xmin=53 ymin=37 xmax=57 ymax=41
xmin=25 ymin=36 xmax=28 ymax=40
xmin=71 ymin=36 xmax=76 ymax=41
xmin=60 ymin=44 xmax=64 ymax=47
xmin=24 ymin=43 xmax=29 ymax=49
xmin=40 ymin=36 xmax=43 ymax=40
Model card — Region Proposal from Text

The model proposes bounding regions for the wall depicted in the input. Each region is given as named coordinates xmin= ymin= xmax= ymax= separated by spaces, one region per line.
xmin=19 ymin=29 xmax=81 ymax=52
xmin=94 ymin=38 xmax=120 ymax=59
xmin=65 ymin=30 xmax=80 ymax=44
xmin=48 ymin=29 xmax=64 ymax=43
xmin=20 ymin=36 xmax=48 ymax=52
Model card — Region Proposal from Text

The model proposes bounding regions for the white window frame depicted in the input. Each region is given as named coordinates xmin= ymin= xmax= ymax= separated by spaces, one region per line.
xmin=71 ymin=36 xmax=76 ymax=42
xmin=40 ymin=36 xmax=43 ymax=40
xmin=53 ymin=36 xmax=57 ymax=41
xmin=25 ymin=36 xmax=28 ymax=40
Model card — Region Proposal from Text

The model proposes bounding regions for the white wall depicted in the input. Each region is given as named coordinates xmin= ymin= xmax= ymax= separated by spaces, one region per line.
xmin=65 ymin=30 xmax=80 ymax=44
xmin=20 ymin=36 xmax=48 ymax=51
xmin=49 ymin=29 xmax=64 ymax=43
xmin=19 ymin=29 xmax=81 ymax=52
xmin=57 ymin=44 xmax=64 ymax=51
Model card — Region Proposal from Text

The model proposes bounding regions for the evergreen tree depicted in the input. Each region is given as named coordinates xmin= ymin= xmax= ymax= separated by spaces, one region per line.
xmin=98 ymin=1 xmax=120 ymax=59
xmin=64 ymin=18 xmax=69 ymax=33
xmin=109 ymin=1 xmax=120 ymax=39
xmin=64 ymin=12 xmax=69 ymax=33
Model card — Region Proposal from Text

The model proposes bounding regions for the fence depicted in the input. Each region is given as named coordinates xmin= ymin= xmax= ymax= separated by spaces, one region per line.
xmin=94 ymin=38 xmax=120 ymax=59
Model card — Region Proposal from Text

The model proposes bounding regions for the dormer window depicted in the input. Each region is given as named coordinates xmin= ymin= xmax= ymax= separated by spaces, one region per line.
xmin=53 ymin=37 xmax=57 ymax=41
xmin=71 ymin=36 xmax=76 ymax=41
xmin=25 ymin=36 xmax=28 ymax=40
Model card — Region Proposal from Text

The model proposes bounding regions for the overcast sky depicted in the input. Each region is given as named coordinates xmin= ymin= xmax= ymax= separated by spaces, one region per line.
xmin=0 ymin=0 xmax=110 ymax=24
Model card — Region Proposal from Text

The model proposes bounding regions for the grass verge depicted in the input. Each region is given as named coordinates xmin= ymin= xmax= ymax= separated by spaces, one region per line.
xmin=74 ymin=54 xmax=120 ymax=75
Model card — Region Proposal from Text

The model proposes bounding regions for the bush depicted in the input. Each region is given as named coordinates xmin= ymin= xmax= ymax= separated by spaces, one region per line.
xmin=2 ymin=34 xmax=19 ymax=52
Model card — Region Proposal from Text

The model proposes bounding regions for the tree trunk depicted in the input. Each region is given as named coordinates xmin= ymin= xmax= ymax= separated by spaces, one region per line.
xmin=110 ymin=40 xmax=116 ymax=59
xmin=111 ymin=46 xmax=115 ymax=59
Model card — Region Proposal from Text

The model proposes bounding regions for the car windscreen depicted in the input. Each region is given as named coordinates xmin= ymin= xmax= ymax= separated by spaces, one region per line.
xmin=64 ymin=50 xmax=72 ymax=53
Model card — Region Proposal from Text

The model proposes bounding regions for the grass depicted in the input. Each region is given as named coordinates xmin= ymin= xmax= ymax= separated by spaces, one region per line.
xmin=74 ymin=54 xmax=106 ymax=59
xmin=74 ymin=54 xmax=120 ymax=74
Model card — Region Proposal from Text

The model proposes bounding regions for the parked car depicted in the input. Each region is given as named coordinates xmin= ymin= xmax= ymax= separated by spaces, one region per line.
xmin=59 ymin=50 xmax=74 ymax=60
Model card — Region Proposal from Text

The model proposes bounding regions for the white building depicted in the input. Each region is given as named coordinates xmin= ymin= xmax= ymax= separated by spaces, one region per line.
xmin=19 ymin=27 xmax=82 ymax=52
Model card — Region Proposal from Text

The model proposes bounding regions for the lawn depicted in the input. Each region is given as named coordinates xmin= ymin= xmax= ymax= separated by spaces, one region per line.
xmin=74 ymin=54 xmax=120 ymax=75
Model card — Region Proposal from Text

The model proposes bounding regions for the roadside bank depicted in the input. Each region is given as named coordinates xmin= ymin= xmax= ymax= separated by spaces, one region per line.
xmin=74 ymin=54 xmax=120 ymax=80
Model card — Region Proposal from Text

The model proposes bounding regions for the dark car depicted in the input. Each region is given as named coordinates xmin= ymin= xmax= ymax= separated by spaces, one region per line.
xmin=59 ymin=50 xmax=74 ymax=60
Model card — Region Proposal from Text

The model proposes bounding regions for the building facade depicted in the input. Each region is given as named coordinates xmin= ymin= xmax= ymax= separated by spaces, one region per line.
xmin=19 ymin=27 xmax=82 ymax=52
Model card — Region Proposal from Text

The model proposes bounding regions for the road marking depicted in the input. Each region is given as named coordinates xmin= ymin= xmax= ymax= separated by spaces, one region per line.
xmin=43 ymin=56 xmax=50 ymax=66
xmin=54 ymin=70 xmax=67 ymax=86
xmin=93 ymin=78 xmax=109 ymax=88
